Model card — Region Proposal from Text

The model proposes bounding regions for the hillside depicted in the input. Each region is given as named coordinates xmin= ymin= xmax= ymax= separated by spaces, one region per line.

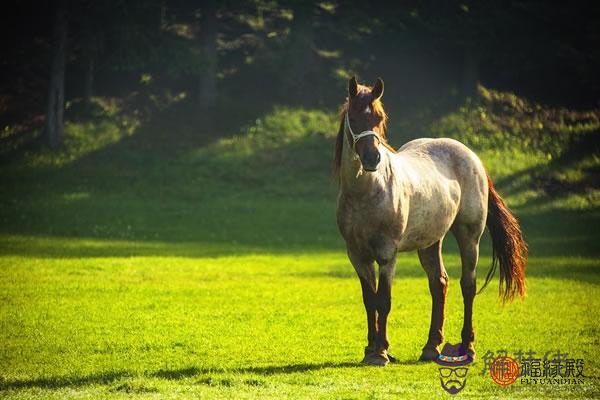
xmin=1 ymin=87 xmax=598 ymax=259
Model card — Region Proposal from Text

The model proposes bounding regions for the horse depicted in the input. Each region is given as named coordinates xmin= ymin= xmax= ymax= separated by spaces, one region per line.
xmin=334 ymin=77 xmax=527 ymax=366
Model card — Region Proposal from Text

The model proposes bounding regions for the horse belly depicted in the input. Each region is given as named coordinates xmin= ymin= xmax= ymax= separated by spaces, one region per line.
xmin=397 ymin=183 xmax=460 ymax=251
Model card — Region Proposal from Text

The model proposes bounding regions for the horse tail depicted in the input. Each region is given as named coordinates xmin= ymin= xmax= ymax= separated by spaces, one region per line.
xmin=478 ymin=174 xmax=528 ymax=303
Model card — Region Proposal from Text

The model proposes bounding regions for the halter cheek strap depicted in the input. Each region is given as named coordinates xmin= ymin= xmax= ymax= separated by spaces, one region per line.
xmin=344 ymin=112 xmax=380 ymax=150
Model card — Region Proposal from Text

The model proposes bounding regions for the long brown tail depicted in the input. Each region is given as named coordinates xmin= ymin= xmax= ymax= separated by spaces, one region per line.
xmin=478 ymin=174 xmax=528 ymax=303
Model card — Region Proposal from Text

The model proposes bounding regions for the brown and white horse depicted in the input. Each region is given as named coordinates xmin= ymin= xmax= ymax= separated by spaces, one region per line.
xmin=335 ymin=77 xmax=527 ymax=366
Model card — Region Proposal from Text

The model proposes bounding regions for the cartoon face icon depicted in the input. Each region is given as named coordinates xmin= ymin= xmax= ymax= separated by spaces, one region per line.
xmin=438 ymin=366 xmax=469 ymax=394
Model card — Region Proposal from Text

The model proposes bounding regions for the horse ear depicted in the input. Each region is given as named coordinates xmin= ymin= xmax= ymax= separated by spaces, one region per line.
xmin=348 ymin=76 xmax=358 ymax=98
xmin=372 ymin=77 xmax=384 ymax=100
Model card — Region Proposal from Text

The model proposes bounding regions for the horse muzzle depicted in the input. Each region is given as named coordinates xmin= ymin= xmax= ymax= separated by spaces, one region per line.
xmin=360 ymin=150 xmax=381 ymax=172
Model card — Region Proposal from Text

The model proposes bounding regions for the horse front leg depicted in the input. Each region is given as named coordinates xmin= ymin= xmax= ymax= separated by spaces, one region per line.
xmin=365 ymin=256 xmax=396 ymax=366
xmin=358 ymin=275 xmax=378 ymax=360
xmin=418 ymin=240 xmax=448 ymax=361
xmin=348 ymin=252 xmax=379 ymax=364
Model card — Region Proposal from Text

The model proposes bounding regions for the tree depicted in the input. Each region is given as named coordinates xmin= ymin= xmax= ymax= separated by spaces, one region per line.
xmin=198 ymin=0 xmax=218 ymax=109
xmin=81 ymin=17 xmax=97 ymax=109
xmin=285 ymin=0 xmax=316 ymax=104
xmin=44 ymin=0 xmax=68 ymax=148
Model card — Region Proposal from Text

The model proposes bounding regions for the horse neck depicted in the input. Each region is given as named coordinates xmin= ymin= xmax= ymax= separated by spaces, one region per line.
xmin=339 ymin=137 xmax=391 ymax=195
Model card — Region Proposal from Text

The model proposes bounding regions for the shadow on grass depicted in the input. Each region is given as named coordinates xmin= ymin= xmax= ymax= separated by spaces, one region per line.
xmin=153 ymin=361 xmax=361 ymax=379
xmin=0 ymin=370 xmax=133 ymax=390
xmin=1 ymin=207 xmax=598 ymax=260
xmin=292 ymin=249 xmax=600 ymax=284
xmin=0 ymin=361 xmax=363 ymax=390
xmin=1 ymin=103 xmax=598 ymax=267
xmin=0 ymin=105 xmax=342 ymax=258
xmin=495 ymin=128 xmax=600 ymax=207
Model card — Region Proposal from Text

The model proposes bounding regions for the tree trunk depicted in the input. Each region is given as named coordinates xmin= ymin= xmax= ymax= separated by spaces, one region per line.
xmin=159 ymin=0 xmax=167 ymax=33
xmin=45 ymin=0 xmax=68 ymax=148
xmin=286 ymin=1 xmax=315 ymax=104
xmin=82 ymin=32 xmax=94 ymax=109
xmin=198 ymin=0 xmax=217 ymax=109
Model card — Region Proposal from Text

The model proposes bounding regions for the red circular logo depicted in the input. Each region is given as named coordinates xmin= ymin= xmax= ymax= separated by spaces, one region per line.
xmin=489 ymin=356 xmax=519 ymax=386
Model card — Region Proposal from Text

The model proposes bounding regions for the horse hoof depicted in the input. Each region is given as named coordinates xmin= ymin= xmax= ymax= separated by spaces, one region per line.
xmin=362 ymin=351 xmax=389 ymax=366
xmin=419 ymin=347 xmax=439 ymax=362
xmin=464 ymin=344 xmax=476 ymax=360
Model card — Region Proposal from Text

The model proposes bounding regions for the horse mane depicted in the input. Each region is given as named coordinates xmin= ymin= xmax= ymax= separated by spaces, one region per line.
xmin=333 ymin=86 xmax=394 ymax=178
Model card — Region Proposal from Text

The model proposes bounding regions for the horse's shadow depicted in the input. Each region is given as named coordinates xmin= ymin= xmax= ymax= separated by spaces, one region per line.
xmin=0 ymin=370 xmax=133 ymax=391
xmin=151 ymin=358 xmax=427 ymax=382
xmin=0 ymin=355 xmax=438 ymax=391
xmin=2 ymin=359 xmax=430 ymax=390
xmin=152 ymin=361 xmax=362 ymax=380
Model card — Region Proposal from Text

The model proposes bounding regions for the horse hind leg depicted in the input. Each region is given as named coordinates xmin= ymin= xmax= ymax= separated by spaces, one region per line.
xmin=418 ymin=240 xmax=448 ymax=361
xmin=452 ymin=222 xmax=484 ymax=357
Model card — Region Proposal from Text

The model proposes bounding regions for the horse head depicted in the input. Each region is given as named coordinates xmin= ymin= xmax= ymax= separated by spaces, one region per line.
xmin=346 ymin=77 xmax=386 ymax=172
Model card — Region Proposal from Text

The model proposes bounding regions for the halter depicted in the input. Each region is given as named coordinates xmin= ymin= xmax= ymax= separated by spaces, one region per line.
xmin=344 ymin=111 xmax=381 ymax=150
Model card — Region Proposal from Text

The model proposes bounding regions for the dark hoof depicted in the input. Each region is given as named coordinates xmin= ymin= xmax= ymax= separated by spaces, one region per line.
xmin=362 ymin=351 xmax=389 ymax=366
xmin=387 ymin=352 xmax=398 ymax=363
xmin=463 ymin=343 xmax=476 ymax=360
xmin=362 ymin=346 xmax=389 ymax=366
xmin=419 ymin=347 xmax=440 ymax=362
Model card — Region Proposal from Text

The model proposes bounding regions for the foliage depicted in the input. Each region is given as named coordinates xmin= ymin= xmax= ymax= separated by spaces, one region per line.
xmin=431 ymin=86 xmax=600 ymax=157
xmin=3 ymin=98 xmax=138 ymax=170
xmin=244 ymin=106 xmax=337 ymax=142
xmin=184 ymin=107 xmax=336 ymax=194
xmin=422 ymin=87 xmax=600 ymax=211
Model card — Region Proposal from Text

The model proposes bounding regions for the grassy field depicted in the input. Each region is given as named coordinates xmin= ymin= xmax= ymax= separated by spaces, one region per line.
xmin=1 ymin=96 xmax=599 ymax=398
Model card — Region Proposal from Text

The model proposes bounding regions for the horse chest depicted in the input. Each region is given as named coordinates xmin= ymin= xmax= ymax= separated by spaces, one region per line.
xmin=337 ymin=194 xmax=402 ymax=259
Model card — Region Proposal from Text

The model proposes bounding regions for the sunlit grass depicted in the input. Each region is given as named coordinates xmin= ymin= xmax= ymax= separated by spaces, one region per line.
xmin=0 ymin=246 xmax=598 ymax=398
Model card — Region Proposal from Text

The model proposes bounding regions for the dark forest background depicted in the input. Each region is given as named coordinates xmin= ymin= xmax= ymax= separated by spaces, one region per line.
xmin=1 ymin=0 xmax=599 ymax=151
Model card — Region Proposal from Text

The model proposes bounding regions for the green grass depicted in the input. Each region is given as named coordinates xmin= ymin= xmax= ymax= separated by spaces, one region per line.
xmin=1 ymin=96 xmax=599 ymax=398
xmin=1 ymin=251 xmax=598 ymax=398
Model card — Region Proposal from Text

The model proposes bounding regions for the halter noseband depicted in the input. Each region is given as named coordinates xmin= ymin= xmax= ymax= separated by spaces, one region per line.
xmin=344 ymin=111 xmax=380 ymax=150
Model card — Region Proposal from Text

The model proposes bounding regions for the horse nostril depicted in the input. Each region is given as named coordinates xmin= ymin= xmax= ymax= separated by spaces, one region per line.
xmin=375 ymin=152 xmax=381 ymax=164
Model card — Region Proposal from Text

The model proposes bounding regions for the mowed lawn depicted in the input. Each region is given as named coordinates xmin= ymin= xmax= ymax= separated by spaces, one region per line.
xmin=1 ymin=237 xmax=599 ymax=399
xmin=1 ymin=107 xmax=599 ymax=398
